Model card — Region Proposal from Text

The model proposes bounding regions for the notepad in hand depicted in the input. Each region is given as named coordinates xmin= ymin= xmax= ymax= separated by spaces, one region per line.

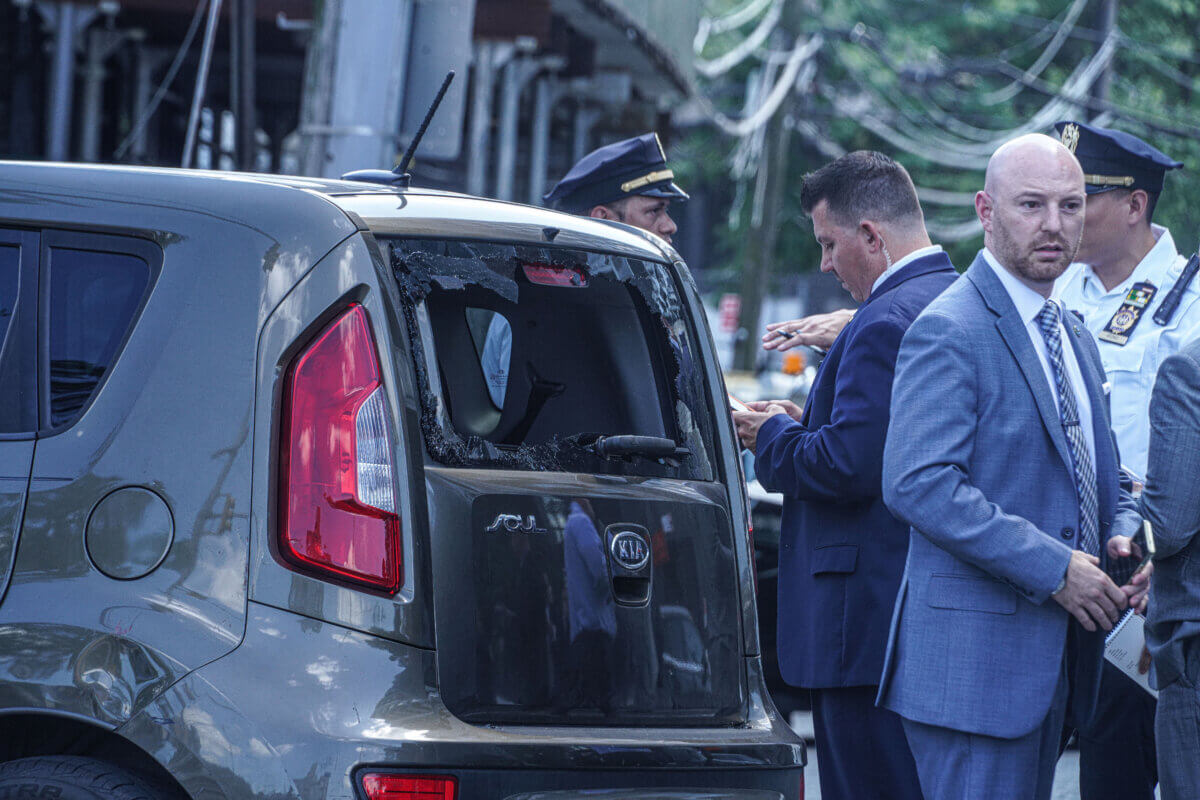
xmin=1104 ymin=609 xmax=1157 ymax=698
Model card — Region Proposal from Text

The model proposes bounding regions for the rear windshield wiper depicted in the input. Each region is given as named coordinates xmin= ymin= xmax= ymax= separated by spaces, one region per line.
xmin=589 ymin=434 xmax=690 ymax=462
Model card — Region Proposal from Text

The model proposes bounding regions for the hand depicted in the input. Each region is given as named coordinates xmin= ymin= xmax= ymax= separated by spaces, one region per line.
xmin=761 ymin=309 xmax=855 ymax=352
xmin=732 ymin=405 xmax=788 ymax=452
xmin=1139 ymin=645 xmax=1152 ymax=675
xmin=1107 ymin=535 xmax=1152 ymax=613
xmin=1051 ymin=550 xmax=1128 ymax=632
xmin=744 ymin=399 xmax=803 ymax=422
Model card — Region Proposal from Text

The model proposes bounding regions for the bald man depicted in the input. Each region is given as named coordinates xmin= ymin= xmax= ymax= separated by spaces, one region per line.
xmin=877 ymin=135 xmax=1149 ymax=799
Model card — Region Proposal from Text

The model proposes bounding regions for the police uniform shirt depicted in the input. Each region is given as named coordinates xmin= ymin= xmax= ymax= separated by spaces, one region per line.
xmin=1058 ymin=224 xmax=1200 ymax=478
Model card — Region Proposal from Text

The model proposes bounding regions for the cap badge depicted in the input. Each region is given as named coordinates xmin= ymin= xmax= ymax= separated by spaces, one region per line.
xmin=1061 ymin=123 xmax=1080 ymax=153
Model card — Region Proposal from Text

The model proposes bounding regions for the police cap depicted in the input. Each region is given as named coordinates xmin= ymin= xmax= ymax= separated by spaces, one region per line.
xmin=543 ymin=132 xmax=689 ymax=213
xmin=1055 ymin=120 xmax=1183 ymax=195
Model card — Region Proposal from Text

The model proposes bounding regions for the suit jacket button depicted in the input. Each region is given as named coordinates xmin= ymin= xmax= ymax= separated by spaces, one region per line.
xmin=1061 ymin=527 xmax=1074 ymax=540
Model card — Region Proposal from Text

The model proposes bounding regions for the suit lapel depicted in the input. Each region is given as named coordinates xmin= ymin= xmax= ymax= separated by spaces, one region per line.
xmin=800 ymin=318 xmax=852 ymax=426
xmin=965 ymin=258 xmax=1074 ymax=474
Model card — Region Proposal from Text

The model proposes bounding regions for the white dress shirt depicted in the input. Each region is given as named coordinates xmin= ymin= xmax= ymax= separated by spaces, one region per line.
xmin=870 ymin=245 xmax=944 ymax=296
xmin=1057 ymin=225 xmax=1200 ymax=479
xmin=982 ymin=248 xmax=1095 ymax=467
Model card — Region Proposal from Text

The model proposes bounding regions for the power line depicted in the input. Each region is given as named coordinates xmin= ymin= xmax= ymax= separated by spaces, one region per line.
xmin=114 ymin=0 xmax=209 ymax=161
xmin=839 ymin=19 xmax=1200 ymax=141
xmin=694 ymin=0 xmax=784 ymax=78
xmin=695 ymin=34 xmax=822 ymax=137
xmin=977 ymin=0 xmax=1089 ymax=105
xmin=708 ymin=0 xmax=775 ymax=37
xmin=821 ymin=33 xmax=1117 ymax=168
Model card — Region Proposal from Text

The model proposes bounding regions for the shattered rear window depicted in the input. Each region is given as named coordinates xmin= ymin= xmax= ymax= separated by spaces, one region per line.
xmin=389 ymin=239 xmax=714 ymax=480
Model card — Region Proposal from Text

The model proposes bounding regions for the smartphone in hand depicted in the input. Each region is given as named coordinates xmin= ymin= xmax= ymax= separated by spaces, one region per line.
xmin=1108 ymin=520 xmax=1155 ymax=588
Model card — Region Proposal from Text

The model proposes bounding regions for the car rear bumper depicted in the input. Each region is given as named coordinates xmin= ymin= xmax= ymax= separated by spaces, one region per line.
xmin=354 ymin=769 xmax=804 ymax=798
xmin=120 ymin=602 xmax=805 ymax=799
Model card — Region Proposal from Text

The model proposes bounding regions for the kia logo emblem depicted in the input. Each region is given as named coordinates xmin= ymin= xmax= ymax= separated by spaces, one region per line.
xmin=610 ymin=531 xmax=650 ymax=570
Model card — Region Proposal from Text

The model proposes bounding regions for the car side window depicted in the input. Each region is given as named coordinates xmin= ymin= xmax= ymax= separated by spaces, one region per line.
xmin=0 ymin=230 xmax=37 ymax=434
xmin=45 ymin=240 xmax=151 ymax=429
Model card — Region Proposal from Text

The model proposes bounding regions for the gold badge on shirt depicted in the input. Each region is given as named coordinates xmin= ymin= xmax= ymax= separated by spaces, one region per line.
xmin=1098 ymin=281 xmax=1157 ymax=346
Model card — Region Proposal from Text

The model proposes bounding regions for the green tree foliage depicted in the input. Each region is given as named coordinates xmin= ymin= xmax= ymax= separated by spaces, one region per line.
xmin=685 ymin=0 xmax=1200 ymax=295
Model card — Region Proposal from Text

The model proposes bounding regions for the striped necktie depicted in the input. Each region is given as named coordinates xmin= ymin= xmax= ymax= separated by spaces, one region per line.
xmin=1034 ymin=300 xmax=1100 ymax=556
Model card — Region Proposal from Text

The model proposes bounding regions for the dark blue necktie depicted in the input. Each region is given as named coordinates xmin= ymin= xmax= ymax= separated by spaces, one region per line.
xmin=1035 ymin=300 xmax=1099 ymax=556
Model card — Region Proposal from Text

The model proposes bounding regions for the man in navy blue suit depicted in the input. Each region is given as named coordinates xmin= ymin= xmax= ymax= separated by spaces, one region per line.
xmin=733 ymin=150 xmax=957 ymax=800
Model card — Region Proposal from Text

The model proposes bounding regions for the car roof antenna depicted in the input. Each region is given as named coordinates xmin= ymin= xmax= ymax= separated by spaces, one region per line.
xmin=342 ymin=70 xmax=455 ymax=188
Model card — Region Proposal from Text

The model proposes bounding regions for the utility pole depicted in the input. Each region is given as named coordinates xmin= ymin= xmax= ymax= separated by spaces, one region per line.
xmin=1092 ymin=0 xmax=1117 ymax=115
xmin=733 ymin=94 xmax=795 ymax=371
xmin=733 ymin=0 xmax=803 ymax=371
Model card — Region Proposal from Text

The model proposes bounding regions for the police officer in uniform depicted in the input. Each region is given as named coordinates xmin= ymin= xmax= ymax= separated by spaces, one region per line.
xmin=1055 ymin=119 xmax=1199 ymax=800
xmin=542 ymin=132 xmax=688 ymax=244
xmin=482 ymin=132 xmax=688 ymax=405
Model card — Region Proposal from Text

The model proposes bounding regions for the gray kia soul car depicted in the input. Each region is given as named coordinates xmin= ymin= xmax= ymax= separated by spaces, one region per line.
xmin=0 ymin=162 xmax=805 ymax=799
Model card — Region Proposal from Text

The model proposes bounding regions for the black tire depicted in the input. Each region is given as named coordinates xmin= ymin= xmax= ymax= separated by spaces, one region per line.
xmin=0 ymin=756 xmax=170 ymax=800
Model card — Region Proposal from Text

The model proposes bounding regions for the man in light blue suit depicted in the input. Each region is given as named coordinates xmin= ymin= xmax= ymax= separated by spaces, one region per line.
xmin=879 ymin=134 xmax=1150 ymax=799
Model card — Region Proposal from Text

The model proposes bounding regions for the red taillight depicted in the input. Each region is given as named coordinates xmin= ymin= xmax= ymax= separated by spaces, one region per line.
xmin=280 ymin=304 xmax=401 ymax=593
xmin=361 ymin=774 xmax=456 ymax=800
xmin=521 ymin=262 xmax=588 ymax=287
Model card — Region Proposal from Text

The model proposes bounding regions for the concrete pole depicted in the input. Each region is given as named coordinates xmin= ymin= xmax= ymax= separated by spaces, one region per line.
xmin=572 ymin=106 xmax=601 ymax=163
xmin=528 ymin=75 xmax=561 ymax=206
xmin=80 ymin=27 xmax=105 ymax=162
xmin=46 ymin=3 xmax=78 ymax=160
xmin=467 ymin=41 xmax=510 ymax=197
xmin=80 ymin=28 xmax=125 ymax=162
xmin=495 ymin=56 xmax=540 ymax=201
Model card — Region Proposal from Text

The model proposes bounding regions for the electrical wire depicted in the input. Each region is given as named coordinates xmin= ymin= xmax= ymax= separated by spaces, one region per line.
xmin=694 ymin=0 xmax=775 ymax=54
xmin=822 ymin=34 xmax=1114 ymax=168
xmin=695 ymin=34 xmax=822 ymax=137
xmin=977 ymin=0 xmax=1088 ymax=105
xmin=710 ymin=0 xmax=775 ymax=36
xmin=113 ymin=0 xmax=209 ymax=161
xmin=694 ymin=0 xmax=784 ymax=78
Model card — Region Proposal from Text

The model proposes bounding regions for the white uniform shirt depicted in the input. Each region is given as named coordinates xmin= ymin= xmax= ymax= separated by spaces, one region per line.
xmin=983 ymin=249 xmax=1095 ymax=467
xmin=1058 ymin=225 xmax=1200 ymax=478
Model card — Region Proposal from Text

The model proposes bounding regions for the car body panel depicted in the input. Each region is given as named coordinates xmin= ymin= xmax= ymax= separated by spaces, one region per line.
xmin=248 ymin=232 xmax=434 ymax=649
xmin=122 ymin=603 xmax=803 ymax=800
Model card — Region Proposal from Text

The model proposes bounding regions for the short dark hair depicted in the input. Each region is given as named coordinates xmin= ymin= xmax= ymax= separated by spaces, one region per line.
xmin=799 ymin=151 xmax=924 ymax=228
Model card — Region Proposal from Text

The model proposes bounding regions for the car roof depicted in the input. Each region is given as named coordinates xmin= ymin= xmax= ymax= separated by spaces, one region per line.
xmin=0 ymin=162 xmax=676 ymax=263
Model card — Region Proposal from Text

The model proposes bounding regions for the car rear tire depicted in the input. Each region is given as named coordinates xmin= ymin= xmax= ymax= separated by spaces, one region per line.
xmin=0 ymin=756 xmax=173 ymax=800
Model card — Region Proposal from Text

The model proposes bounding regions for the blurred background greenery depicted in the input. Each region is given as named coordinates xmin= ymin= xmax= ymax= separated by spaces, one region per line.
xmin=679 ymin=0 xmax=1200 ymax=350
